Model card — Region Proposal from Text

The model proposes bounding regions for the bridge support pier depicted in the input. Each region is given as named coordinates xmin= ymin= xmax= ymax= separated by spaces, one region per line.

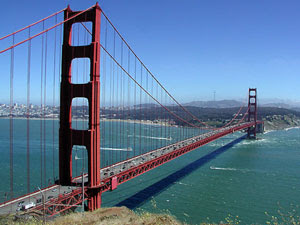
xmin=247 ymin=88 xmax=257 ymax=139
xmin=59 ymin=4 xmax=102 ymax=211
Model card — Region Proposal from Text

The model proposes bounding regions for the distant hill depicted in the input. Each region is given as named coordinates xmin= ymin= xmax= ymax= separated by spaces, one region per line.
xmin=260 ymin=103 xmax=293 ymax=108
xmin=133 ymin=103 xmax=158 ymax=108
xmin=183 ymin=100 xmax=244 ymax=108
xmin=183 ymin=99 xmax=300 ymax=110
xmin=292 ymin=107 xmax=300 ymax=112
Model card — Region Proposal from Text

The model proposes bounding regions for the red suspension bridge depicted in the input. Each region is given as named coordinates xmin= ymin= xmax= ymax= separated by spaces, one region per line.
xmin=0 ymin=4 xmax=262 ymax=217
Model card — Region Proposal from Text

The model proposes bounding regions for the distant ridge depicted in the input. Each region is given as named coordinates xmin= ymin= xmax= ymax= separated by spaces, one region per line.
xmin=183 ymin=100 xmax=300 ymax=110
xmin=183 ymin=100 xmax=244 ymax=108
xmin=261 ymin=103 xmax=292 ymax=108
xmin=133 ymin=103 xmax=159 ymax=108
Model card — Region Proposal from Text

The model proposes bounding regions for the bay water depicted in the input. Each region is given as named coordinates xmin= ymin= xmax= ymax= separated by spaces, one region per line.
xmin=0 ymin=118 xmax=299 ymax=224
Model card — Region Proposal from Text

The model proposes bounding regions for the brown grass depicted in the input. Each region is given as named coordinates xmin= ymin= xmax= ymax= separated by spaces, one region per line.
xmin=0 ymin=206 xmax=184 ymax=225
xmin=50 ymin=206 xmax=183 ymax=225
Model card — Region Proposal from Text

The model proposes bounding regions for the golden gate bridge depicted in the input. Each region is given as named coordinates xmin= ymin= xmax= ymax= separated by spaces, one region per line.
xmin=0 ymin=3 xmax=262 ymax=217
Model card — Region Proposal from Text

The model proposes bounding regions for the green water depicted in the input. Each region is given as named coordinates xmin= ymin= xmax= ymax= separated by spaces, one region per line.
xmin=0 ymin=118 xmax=299 ymax=224
xmin=102 ymin=128 xmax=300 ymax=224
xmin=0 ymin=118 xmax=203 ymax=198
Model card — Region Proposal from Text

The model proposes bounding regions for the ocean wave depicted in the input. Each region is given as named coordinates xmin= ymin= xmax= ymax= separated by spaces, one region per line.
xmin=284 ymin=126 xmax=300 ymax=131
xmin=264 ymin=130 xmax=276 ymax=134
xmin=208 ymin=143 xmax=223 ymax=147
xmin=236 ymin=138 xmax=272 ymax=146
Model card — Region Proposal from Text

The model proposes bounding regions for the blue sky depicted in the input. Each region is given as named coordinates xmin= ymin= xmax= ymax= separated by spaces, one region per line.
xmin=0 ymin=0 xmax=299 ymax=103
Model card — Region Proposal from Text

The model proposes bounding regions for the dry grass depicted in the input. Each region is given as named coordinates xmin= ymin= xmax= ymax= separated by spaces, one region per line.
xmin=0 ymin=207 xmax=183 ymax=225
xmin=49 ymin=206 xmax=183 ymax=225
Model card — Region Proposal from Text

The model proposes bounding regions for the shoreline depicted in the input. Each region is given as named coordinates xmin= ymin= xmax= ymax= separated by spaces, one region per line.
xmin=0 ymin=117 xmax=175 ymax=127
xmin=1 ymin=117 xmax=300 ymax=132
xmin=264 ymin=124 xmax=300 ymax=133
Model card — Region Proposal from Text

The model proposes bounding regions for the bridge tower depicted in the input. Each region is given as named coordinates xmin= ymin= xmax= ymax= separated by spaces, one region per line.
xmin=59 ymin=4 xmax=102 ymax=210
xmin=247 ymin=88 xmax=257 ymax=139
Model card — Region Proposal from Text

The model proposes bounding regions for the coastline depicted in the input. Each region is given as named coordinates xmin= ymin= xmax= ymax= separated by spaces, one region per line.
xmin=0 ymin=117 xmax=175 ymax=127
xmin=264 ymin=125 xmax=300 ymax=133
xmin=263 ymin=120 xmax=300 ymax=133
xmin=2 ymin=117 xmax=300 ymax=132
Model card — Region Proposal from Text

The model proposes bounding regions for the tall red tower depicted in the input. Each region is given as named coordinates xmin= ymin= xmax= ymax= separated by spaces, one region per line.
xmin=59 ymin=4 xmax=101 ymax=210
xmin=247 ymin=88 xmax=257 ymax=139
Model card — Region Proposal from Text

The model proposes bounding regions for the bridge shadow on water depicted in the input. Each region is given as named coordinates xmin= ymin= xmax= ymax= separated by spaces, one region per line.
xmin=116 ymin=135 xmax=246 ymax=209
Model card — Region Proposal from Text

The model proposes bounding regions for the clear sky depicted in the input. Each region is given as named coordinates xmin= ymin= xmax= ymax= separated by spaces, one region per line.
xmin=0 ymin=0 xmax=299 ymax=104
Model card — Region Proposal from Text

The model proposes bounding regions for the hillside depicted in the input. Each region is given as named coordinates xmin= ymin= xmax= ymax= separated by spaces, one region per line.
xmin=183 ymin=100 xmax=243 ymax=108
xmin=1 ymin=207 xmax=184 ymax=225
xmin=100 ymin=106 xmax=300 ymax=130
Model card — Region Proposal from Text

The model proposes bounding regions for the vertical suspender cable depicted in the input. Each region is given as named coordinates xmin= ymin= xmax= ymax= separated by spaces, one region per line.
xmin=27 ymin=28 xmax=31 ymax=193
xmin=40 ymin=21 xmax=44 ymax=187
xmin=122 ymin=46 xmax=125 ymax=159
xmin=116 ymin=64 xmax=119 ymax=161
xmin=139 ymin=64 xmax=142 ymax=155
xmin=151 ymin=76 xmax=154 ymax=151
xmin=58 ymin=22 xmax=62 ymax=191
xmin=165 ymin=92 xmax=167 ymax=146
xmin=52 ymin=15 xmax=57 ymax=182
xmin=127 ymin=48 xmax=130 ymax=160
xmin=163 ymin=89 xmax=165 ymax=146
xmin=44 ymin=30 xmax=48 ymax=185
xmin=145 ymin=71 xmax=148 ymax=151
xmin=168 ymin=92 xmax=170 ymax=144
xmin=156 ymin=82 xmax=158 ymax=149
xmin=9 ymin=34 xmax=15 ymax=200
xmin=116 ymin=60 xmax=119 ymax=161
xmin=122 ymin=45 xmax=125 ymax=160
xmin=121 ymin=64 xmax=123 ymax=160
xmin=119 ymin=42 xmax=122 ymax=161
xmin=121 ymin=41 xmax=124 ymax=161
xmin=102 ymin=18 xmax=108 ymax=167
xmin=109 ymin=56 xmax=111 ymax=165
xmin=160 ymin=87 xmax=162 ymax=147
xmin=112 ymin=30 xmax=116 ymax=164
xmin=133 ymin=57 xmax=136 ymax=158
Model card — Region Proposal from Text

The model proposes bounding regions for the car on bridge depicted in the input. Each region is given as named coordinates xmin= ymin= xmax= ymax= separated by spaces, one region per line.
xmin=17 ymin=201 xmax=25 ymax=207
xmin=21 ymin=202 xmax=36 ymax=211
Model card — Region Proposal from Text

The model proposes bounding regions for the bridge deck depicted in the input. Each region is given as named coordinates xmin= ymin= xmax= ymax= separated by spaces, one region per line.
xmin=0 ymin=121 xmax=255 ymax=216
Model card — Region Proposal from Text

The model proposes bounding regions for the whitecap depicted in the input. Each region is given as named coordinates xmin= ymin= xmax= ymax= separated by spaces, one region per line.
xmin=264 ymin=130 xmax=275 ymax=134
xmin=284 ymin=126 xmax=300 ymax=131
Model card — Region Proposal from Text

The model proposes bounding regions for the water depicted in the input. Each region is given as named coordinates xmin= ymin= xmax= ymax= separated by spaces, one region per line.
xmin=0 ymin=119 xmax=299 ymax=224
xmin=102 ymin=128 xmax=300 ymax=224
xmin=0 ymin=118 xmax=203 ymax=199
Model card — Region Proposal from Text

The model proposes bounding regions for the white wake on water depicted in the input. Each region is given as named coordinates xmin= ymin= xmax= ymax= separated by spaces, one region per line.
xmin=210 ymin=166 xmax=237 ymax=171
xmin=210 ymin=166 xmax=251 ymax=173
xmin=236 ymin=138 xmax=271 ymax=146
xmin=128 ymin=134 xmax=172 ymax=141
xmin=174 ymin=181 xmax=190 ymax=186
xmin=101 ymin=147 xmax=133 ymax=151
